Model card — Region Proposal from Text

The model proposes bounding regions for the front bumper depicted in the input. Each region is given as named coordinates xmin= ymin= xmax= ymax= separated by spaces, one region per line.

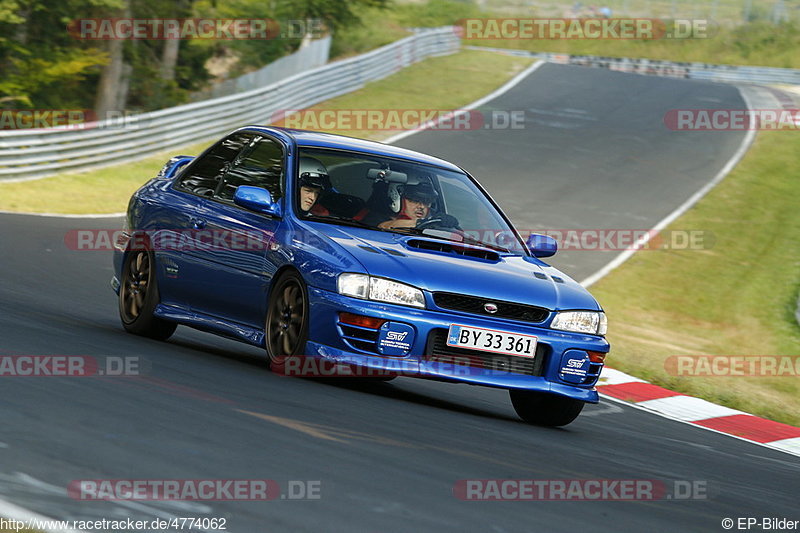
xmin=305 ymin=287 xmax=608 ymax=403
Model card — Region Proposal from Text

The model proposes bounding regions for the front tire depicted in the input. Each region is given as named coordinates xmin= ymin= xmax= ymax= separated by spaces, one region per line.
xmin=265 ymin=271 xmax=309 ymax=373
xmin=509 ymin=390 xmax=584 ymax=427
xmin=119 ymin=249 xmax=176 ymax=341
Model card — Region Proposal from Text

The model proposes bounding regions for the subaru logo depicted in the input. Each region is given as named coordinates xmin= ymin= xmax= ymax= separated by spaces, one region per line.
xmin=484 ymin=303 xmax=498 ymax=314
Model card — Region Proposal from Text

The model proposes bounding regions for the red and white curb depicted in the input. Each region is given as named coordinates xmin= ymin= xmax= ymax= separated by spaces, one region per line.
xmin=597 ymin=367 xmax=800 ymax=458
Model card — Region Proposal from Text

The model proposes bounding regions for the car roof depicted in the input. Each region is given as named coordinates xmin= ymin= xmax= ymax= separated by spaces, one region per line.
xmin=239 ymin=126 xmax=464 ymax=173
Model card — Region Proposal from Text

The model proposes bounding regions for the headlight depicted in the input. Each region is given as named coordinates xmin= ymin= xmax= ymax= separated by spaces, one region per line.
xmin=337 ymin=273 xmax=425 ymax=308
xmin=369 ymin=277 xmax=425 ymax=308
xmin=551 ymin=311 xmax=607 ymax=335
xmin=337 ymin=273 xmax=369 ymax=299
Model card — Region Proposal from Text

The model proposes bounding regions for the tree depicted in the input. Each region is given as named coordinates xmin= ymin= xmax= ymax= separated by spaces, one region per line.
xmin=0 ymin=0 xmax=121 ymax=111
xmin=274 ymin=0 xmax=389 ymax=32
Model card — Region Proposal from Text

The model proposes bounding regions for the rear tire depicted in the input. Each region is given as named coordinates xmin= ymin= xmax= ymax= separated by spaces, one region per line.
xmin=119 ymin=249 xmax=177 ymax=341
xmin=509 ymin=390 xmax=584 ymax=427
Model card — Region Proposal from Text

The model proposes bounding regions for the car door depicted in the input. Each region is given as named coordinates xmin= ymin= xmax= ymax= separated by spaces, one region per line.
xmin=155 ymin=131 xmax=256 ymax=309
xmin=186 ymin=134 xmax=287 ymax=327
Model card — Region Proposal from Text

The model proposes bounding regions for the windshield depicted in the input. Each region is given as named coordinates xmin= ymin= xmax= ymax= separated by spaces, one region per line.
xmin=295 ymin=148 xmax=526 ymax=254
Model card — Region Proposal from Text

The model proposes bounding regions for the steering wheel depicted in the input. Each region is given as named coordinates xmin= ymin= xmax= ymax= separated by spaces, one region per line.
xmin=415 ymin=214 xmax=461 ymax=231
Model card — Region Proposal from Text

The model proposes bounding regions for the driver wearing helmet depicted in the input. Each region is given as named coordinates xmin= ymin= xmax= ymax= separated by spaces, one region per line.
xmin=297 ymin=156 xmax=331 ymax=215
xmin=377 ymin=181 xmax=437 ymax=230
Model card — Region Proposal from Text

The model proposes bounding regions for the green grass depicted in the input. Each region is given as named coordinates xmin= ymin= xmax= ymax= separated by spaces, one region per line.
xmin=341 ymin=0 xmax=800 ymax=69
xmin=591 ymin=130 xmax=800 ymax=426
xmin=0 ymin=141 xmax=210 ymax=214
xmin=465 ymin=21 xmax=800 ymax=69
xmin=483 ymin=0 xmax=800 ymax=26
xmin=330 ymin=0 xmax=484 ymax=59
xmin=0 ymin=50 xmax=532 ymax=214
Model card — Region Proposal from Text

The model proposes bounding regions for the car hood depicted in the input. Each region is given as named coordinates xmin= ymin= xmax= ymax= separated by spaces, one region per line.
xmin=308 ymin=223 xmax=601 ymax=311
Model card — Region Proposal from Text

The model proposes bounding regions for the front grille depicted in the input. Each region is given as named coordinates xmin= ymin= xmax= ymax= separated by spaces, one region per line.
xmin=426 ymin=329 xmax=546 ymax=376
xmin=432 ymin=292 xmax=549 ymax=324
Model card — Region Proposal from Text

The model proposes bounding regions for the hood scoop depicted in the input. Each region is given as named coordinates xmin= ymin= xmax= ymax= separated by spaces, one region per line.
xmin=406 ymin=238 xmax=500 ymax=261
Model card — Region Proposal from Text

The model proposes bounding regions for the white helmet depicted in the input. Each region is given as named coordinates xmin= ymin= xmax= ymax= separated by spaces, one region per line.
xmin=297 ymin=157 xmax=331 ymax=191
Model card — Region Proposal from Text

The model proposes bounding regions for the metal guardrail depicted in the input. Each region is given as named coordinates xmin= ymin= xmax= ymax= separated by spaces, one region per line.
xmin=191 ymin=36 xmax=332 ymax=101
xmin=0 ymin=28 xmax=459 ymax=181
xmin=465 ymin=45 xmax=800 ymax=85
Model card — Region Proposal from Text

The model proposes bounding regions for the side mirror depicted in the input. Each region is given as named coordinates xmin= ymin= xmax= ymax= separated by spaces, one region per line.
xmin=526 ymin=234 xmax=557 ymax=258
xmin=234 ymin=186 xmax=281 ymax=216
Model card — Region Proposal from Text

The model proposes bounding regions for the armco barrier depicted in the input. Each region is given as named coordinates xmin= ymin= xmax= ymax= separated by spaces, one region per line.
xmin=0 ymin=28 xmax=459 ymax=181
xmin=191 ymin=36 xmax=332 ymax=101
xmin=465 ymin=45 xmax=800 ymax=85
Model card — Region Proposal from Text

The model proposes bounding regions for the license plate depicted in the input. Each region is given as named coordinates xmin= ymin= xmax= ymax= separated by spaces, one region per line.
xmin=446 ymin=324 xmax=538 ymax=358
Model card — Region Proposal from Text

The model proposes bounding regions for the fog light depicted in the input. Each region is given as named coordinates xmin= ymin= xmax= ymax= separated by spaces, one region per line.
xmin=339 ymin=313 xmax=386 ymax=329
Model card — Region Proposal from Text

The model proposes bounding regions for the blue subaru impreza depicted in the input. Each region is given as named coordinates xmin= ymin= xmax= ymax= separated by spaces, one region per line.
xmin=112 ymin=126 xmax=609 ymax=426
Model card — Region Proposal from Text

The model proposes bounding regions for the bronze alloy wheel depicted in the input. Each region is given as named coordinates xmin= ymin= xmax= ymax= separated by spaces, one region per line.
xmin=119 ymin=249 xmax=176 ymax=340
xmin=266 ymin=271 xmax=309 ymax=365
xmin=121 ymin=251 xmax=150 ymax=322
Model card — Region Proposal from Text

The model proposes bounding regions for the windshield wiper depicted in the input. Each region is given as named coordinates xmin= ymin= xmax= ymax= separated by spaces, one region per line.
xmin=306 ymin=214 xmax=384 ymax=231
xmin=459 ymin=233 xmax=513 ymax=253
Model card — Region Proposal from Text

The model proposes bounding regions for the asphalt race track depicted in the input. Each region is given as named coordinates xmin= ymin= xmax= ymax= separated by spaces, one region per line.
xmin=398 ymin=63 xmax=750 ymax=279
xmin=1 ymin=64 xmax=797 ymax=532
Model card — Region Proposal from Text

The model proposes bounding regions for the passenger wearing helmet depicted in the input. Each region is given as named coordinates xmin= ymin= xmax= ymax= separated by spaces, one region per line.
xmin=377 ymin=181 xmax=437 ymax=230
xmin=297 ymin=156 xmax=331 ymax=215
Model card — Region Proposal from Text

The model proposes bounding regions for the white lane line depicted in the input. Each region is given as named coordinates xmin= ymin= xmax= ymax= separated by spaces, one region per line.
xmin=2 ymin=472 xmax=219 ymax=533
xmin=0 ymin=497 xmax=87 ymax=533
xmin=579 ymin=85 xmax=758 ymax=288
xmin=383 ymin=60 xmax=545 ymax=145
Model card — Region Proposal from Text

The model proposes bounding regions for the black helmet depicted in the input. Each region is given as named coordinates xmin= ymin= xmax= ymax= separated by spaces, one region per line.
xmin=298 ymin=156 xmax=331 ymax=191
xmin=402 ymin=181 xmax=437 ymax=204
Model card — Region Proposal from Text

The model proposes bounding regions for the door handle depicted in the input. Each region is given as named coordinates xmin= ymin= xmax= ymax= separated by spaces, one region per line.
xmin=191 ymin=218 xmax=206 ymax=229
